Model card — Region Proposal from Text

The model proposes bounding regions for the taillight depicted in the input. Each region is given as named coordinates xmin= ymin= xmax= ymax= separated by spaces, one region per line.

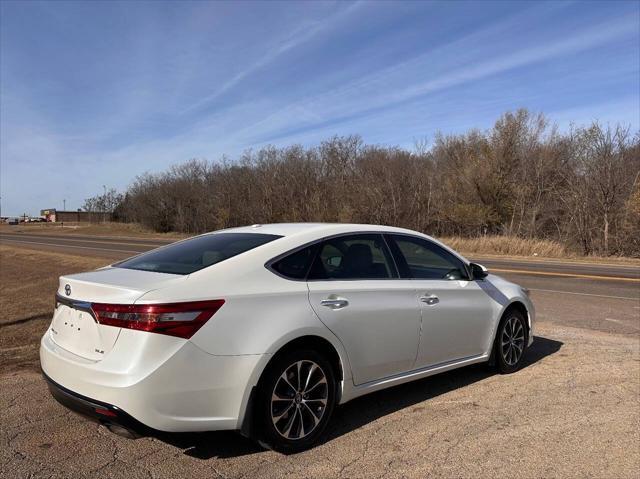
xmin=91 ymin=300 xmax=225 ymax=339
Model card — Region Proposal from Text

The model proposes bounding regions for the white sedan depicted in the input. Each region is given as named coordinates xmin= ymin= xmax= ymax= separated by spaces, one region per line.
xmin=40 ymin=223 xmax=534 ymax=453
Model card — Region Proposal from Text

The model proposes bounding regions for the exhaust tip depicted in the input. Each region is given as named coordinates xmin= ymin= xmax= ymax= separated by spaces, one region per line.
xmin=103 ymin=423 xmax=140 ymax=439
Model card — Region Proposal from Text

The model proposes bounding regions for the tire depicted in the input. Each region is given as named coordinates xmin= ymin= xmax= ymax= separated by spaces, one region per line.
xmin=494 ymin=309 xmax=528 ymax=374
xmin=256 ymin=349 xmax=336 ymax=453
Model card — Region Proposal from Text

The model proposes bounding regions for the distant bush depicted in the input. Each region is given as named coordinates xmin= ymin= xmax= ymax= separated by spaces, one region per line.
xmin=103 ymin=109 xmax=639 ymax=257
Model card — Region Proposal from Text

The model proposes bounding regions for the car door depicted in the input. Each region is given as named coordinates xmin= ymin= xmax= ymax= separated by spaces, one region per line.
xmin=386 ymin=234 xmax=495 ymax=369
xmin=306 ymin=234 xmax=421 ymax=385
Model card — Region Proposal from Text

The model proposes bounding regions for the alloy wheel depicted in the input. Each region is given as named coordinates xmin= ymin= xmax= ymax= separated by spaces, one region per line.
xmin=270 ymin=360 xmax=328 ymax=440
xmin=501 ymin=316 xmax=525 ymax=366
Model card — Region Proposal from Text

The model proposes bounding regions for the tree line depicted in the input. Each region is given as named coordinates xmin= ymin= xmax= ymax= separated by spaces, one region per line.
xmin=86 ymin=110 xmax=639 ymax=257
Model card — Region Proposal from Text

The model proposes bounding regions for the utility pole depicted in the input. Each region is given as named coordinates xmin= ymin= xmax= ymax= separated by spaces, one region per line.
xmin=103 ymin=185 xmax=107 ymax=223
xmin=63 ymin=199 xmax=66 ymax=211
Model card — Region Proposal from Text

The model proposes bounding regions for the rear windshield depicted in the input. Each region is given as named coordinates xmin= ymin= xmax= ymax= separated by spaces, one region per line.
xmin=115 ymin=233 xmax=281 ymax=275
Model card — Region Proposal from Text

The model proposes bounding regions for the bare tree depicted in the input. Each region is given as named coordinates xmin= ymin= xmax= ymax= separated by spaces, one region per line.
xmin=114 ymin=111 xmax=639 ymax=257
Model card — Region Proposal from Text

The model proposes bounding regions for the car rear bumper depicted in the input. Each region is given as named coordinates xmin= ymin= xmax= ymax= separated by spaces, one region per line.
xmin=43 ymin=371 xmax=148 ymax=437
xmin=40 ymin=327 xmax=268 ymax=433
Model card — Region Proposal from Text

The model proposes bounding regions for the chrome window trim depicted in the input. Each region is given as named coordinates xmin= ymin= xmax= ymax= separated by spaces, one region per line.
xmin=55 ymin=293 xmax=97 ymax=321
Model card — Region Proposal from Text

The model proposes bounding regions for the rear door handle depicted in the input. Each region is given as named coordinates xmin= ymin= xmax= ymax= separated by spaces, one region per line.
xmin=320 ymin=298 xmax=349 ymax=310
xmin=420 ymin=295 xmax=439 ymax=306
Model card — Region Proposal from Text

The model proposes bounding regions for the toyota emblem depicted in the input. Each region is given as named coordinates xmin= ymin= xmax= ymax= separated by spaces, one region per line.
xmin=64 ymin=284 xmax=71 ymax=296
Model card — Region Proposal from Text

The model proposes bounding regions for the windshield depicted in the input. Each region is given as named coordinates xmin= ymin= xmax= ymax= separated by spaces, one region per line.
xmin=115 ymin=232 xmax=282 ymax=275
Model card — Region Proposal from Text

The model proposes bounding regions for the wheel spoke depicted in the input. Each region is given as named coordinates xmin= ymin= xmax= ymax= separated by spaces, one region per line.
xmin=303 ymin=363 xmax=318 ymax=391
xmin=280 ymin=372 xmax=297 ymax=394
xmin=272 ymin=401 xmax=295 ymax=423
xmin=305 ymin=377 xmax=327 ymax=394
xmin=514 ymin=322 xmax=523 ymax=337
xmin=297 ymin=408 xmax=305 ymax=438
xmin=272 ymin=390 xmax=293 ymax=401
xmin=281 ymin=406 xmax=297 ymax=438
xmin=302 ymin=402 xmax=321 ymax=426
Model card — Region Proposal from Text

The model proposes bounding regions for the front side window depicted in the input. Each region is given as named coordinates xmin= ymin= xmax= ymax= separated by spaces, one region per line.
xmin=116 ymin=233 xmax=281 ymax=275
xmin=307 ymin=234 xmax=397 ymax=280
xmin=388 ymin=235 xmax=469 ymax=280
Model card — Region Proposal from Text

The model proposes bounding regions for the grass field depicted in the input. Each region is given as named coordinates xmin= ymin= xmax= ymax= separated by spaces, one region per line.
xmin=0 ymin=221 xmax=187 ymax=240
xmin=0 ymin=245 xmax=108 ymax=324
xmin=0 ymin=245 xmax=110 ymax=373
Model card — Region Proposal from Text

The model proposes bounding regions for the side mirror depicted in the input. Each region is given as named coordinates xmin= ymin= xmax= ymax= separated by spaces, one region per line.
xmin=470 ymin=262 xmax=488 ymax=279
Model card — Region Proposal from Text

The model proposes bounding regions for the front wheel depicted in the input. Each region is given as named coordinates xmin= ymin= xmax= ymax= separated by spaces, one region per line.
xmin=256 ymin=349 xmax=336 ymax=453
xmin=495 ymin=309 xmax=528 ymax=374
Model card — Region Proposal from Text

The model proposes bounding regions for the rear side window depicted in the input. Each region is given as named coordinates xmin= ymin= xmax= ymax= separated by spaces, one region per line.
xmin=307 ymin=234 xmax=397 ymax=280
xmin=270 ymin=244 xmax=319 ymax=280
xmin=116 ymin=233 xmax=281 ymax=275
xmin=387 ymin=235 xmax=469 ymax=280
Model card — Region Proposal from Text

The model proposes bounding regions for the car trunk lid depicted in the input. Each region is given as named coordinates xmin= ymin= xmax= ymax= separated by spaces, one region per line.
xmin=50 ymin=267 xmax=186 ymax=361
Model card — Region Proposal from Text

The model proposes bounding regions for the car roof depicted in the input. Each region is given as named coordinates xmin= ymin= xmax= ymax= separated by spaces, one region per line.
xmin=218 ymin=222 xmax=421 ymax=238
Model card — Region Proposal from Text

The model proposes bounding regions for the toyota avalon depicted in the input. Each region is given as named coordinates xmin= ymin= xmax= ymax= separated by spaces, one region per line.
xmin=40 ymin=223 xmax=534 ymax=453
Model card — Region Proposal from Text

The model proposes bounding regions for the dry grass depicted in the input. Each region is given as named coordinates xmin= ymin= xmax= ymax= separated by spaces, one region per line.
xmin=438 ymin=235 xmax=569 ymax=258
xmin=0 ymin=245 xmax=108 ymax=324
xmin=0 ymin=222 xmax=188 ymax=240
xmin=439 ymin=235 xmax=640 ymax=264
xmin=0 ymin=245 xmax=111 ymax=372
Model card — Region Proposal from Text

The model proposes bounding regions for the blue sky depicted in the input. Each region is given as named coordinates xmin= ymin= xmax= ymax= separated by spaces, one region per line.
xmin=1 ymin=0 xmax=638 ymax=216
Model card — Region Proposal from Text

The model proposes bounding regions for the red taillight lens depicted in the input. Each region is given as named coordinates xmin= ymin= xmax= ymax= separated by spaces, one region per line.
xmin=91 ymin=300 xmax=225 ymax=339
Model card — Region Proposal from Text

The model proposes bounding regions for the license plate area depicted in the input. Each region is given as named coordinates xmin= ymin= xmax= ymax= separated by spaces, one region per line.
xmin=50 ymin=305 xmax=120 ymax=361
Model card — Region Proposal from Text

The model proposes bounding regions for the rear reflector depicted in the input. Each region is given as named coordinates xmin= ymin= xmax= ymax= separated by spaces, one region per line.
xmin=91 ymin=300 xmax=225 ymax=339
xmin=94 ymin=408 xmax=118 ymax=417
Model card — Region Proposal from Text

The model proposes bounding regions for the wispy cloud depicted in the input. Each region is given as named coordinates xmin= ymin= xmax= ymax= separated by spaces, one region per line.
xmin=181 ymin=0 xmax=364 ymax=114
xmin=238 ymin=12 xmax=638 ymax=145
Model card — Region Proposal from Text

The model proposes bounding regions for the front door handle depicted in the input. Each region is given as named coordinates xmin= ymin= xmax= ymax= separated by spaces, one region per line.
xmin=420 ymin=295 xmax=439 ymax=306
xmin=320 ymin=298 xmax=349 ymax=310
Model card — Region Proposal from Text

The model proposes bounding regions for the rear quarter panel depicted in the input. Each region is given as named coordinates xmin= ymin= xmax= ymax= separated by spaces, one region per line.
xmin=135 ymin=258 xmax=353 ymax=382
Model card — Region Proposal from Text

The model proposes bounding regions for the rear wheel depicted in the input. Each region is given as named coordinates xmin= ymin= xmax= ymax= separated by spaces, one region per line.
xmin=495 ymin=309 xmax=528 ymax=374
xmin=256 ymin=349 xmax=336 ymax=453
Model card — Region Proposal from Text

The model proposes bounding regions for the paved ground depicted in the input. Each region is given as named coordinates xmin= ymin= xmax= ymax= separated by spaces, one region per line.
xmin=1 ymin=320 xmax=638 ymax=479
xmin=0 ymin=232 xmax=638 ymax=478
